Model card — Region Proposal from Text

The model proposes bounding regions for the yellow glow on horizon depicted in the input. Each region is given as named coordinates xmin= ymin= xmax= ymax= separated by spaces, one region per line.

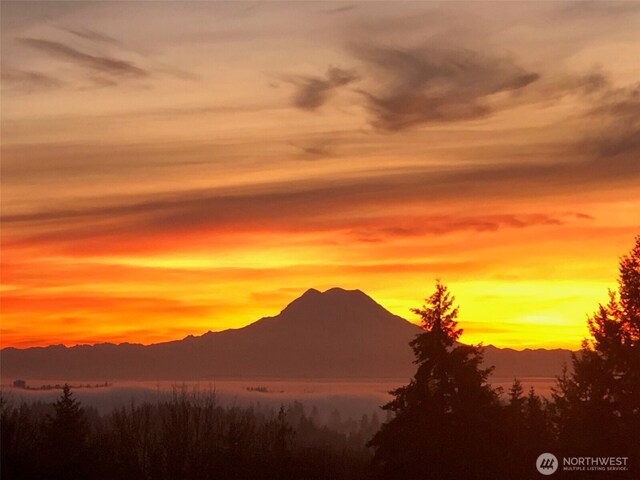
xmin=0 ymin=248 xmax=617 ymax=350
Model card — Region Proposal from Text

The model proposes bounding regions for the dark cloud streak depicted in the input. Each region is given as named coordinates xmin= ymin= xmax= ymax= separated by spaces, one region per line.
xmin=63 ymin=27 xmax=120 ymax=46
xmin=3 ymin=141 xmax=636 ymax=254
xmin=1 ymin=70 xmax=64 ymax=92
xmin=4 ymin=147 xmax=638 ymax=231
xmin=19 ymin=38 xmax=147 ymax=77
xmin=290 ymin=66 xmax=359 ymax=110
xmin=349 ymin=214 xmax=574 ymax=243
xmin=351 ymin=44 xmax=539 ymax=130
xmin=322 ymin=5 xmax=357 ymax=15
xmin=583 ymin=84 xmax=640 ymax=160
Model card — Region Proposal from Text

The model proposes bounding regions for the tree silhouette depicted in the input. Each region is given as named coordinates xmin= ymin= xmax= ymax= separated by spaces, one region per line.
xmin=270 ymin=405 xmax=295 ymax=478
xmin=507 ymin=378 xmax=524 ymax=410
xmin=368 ymin=281 xmax=505 ymax=480
xmin=46 ymin=384 xmax=89 ymax=480
xmin=553 ymin=236 xmax=640 ymax=467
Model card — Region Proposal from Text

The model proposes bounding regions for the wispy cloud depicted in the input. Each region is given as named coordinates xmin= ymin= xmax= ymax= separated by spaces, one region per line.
xmin=349 ymin=214 xmax=578 ymax=243
xmin=63 ymin=27 xmax=120 ymax=46
xmin=3 ymin=152 xmax=617 ymax=255
xmin=1 ymin=70 xmax=64 ymax=93
xmin=289 ymin=137 xmax=338 ymax=159
xmin=19 ymin=38 xmax=148 ymax=78
xmin=322 ymin=5 xmax=357 ymax=15
xmin=290 ymin=66 xmax=359 ymax=110
xmin=559 ymin=0 xmax=640 ymax=19
xmin=351 ymin=44 xmax=539 ymax=130
xmin=585 ymin=84 xmax=640 ymax=159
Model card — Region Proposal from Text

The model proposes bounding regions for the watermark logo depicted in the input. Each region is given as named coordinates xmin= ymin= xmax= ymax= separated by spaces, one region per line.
xmin=537 ymin=453 xmax=559 ymax=475
xmin=536 ymin=453 xmax=630 ymax=475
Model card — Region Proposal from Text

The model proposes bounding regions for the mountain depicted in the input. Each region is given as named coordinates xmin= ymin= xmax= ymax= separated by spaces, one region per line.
xmin=0 ymin=288 xmax=572 ymax=381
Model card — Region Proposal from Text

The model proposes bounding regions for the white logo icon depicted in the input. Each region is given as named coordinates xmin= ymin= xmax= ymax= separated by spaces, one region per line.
xmin=536 ymin=453 xmax=559 ymax=475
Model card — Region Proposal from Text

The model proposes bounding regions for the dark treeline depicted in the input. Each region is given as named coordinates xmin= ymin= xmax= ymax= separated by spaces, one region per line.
xmin=1 ymin=388 xmax=373 ymax=480
xmin=2 ymin=237 xmax=639 ymax=479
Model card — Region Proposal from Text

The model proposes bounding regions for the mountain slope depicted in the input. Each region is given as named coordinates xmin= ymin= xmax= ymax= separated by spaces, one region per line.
xmin=0 ymin=288 xmax=571 ymax=380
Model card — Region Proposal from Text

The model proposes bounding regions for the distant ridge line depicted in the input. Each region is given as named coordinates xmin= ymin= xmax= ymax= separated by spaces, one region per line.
xmin=1 ymin=287 xmax=572 ymax=381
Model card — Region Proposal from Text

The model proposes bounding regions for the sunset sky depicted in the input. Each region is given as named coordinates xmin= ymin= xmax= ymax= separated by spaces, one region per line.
xmin=1 ymin=1 xmax=639 ymax=349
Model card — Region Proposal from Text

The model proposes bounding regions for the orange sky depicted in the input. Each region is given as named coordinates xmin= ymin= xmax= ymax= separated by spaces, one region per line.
xmin=1 ymin=2 xmax=639 ymax=349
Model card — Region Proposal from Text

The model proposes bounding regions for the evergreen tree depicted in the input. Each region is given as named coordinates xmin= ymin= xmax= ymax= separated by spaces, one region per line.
xmin=522 ymin=387 xmax=551 ymax=448
xmin=553 ymin=236 xmax=640 ymax=467
xmin=368 ymin=282 xmax=505 ymax=480
xmin=264 ymin=405 xmax=295 ymax=478
xmin=507 ymin=378 xmax=524 ymax=408
xmin=506 ymin=379 xmax=525 ymax=439
xmin=50 ymin=385 xmax=86 ymax=432
xmin=46 ymin=384 xmax=89 ymax=480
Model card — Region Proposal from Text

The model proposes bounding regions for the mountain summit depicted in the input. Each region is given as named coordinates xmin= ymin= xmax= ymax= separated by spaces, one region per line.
xmin=186 ymin=287 xmax=422 ymax=378
xmin=249 ymin=287 xmax=416 ymax=334
xmin=1 ymin=288 xmax=570 ymax=380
